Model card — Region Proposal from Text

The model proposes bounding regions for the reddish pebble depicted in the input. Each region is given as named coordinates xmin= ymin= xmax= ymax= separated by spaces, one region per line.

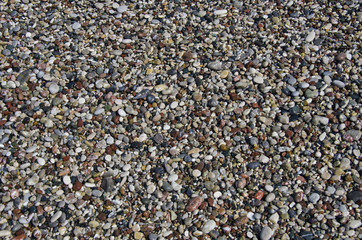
xmin=186 ymin=196 xmax=202 ymax=212
xmin=255 ymin=190 xmax=264 ymax=200
xmin=294 ymin=192 xmax=304 ymax=202
xmin=77 ymin=119 xmax=83 ymax=127
xmin=73 ymin=181 xmax=83 ymax=191
xmin=10 ymin=189 xmax=19 ymax=199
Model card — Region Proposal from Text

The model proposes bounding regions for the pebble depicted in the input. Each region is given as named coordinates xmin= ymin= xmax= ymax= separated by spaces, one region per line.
xmin=306 ymin=31 xmax=316 ymax=42
xmin=308 ymin=193 xmax=320 ymax=204
xmin=214 ymin=10 xmax=227 ymax=16
xmin=332 ymin=80 xmax=345 ymax=88
xmin=254 ymin=76 xmax=264 ymax=84
xmin=49 ymin=83 xmax=59 ymax=94
xmin=348 ymin=220 xmax=361 ymax=229
xmin=72 ymin=22 xmax=81 ymax=30
xmin=202 ymin=220 xmax=216 ymax=233
xmin=260 ymin=226 xmax=274 ymax=240
xmin=0 ymin=1 xmax=360 ymax=239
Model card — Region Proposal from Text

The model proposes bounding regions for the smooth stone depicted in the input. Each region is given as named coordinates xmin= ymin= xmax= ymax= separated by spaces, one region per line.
xmin=26 ymin=145 xmax=37 ymax=153
xmin=347 ymin=191 xmax=362 ymax=203
xmin=246 ymin=162 xmax=260 ymax=169
xmin=312 ymin=116 xmax=329 ymax=125
xmin=332 ymin=80 xmax=345 ymax=88
xmin=2 ymin=49 xmax=11 ymax=56
xmin=94 ymin=108 xmax=104 ymax=115
xmin=168 ymin=174 xmax=178 ymax=182
xmin=349 ymin=220 xmax=361 ymax=229
xmin=7 ymin=81 xmax=16 ymax=88
xmin=146 ymin=94 xmax=155 ymax=103
xmin=299 ymin=231 xmax=313 ymax=240
xmin=308 ymin=193 xmax=320 ymax=204
xmin=306 ymin=31 xmax=316 ymax=42
xmin=147 ymin=184 xmax=156 ymax=194
xmin=304 ymin=89 xmax=319 ymax=98
xmin=0 ymin=230 xmax=11 ymax=237
xmin=254 ymin=76 xmax=264 ymax=84
xmin=208 ymin=61 xmax=223 ymax=71
xmin=49 ymin=83 xmax=60 ymax=94
xmin=163 ymin=181 xmax=173 ymax=192
xmin=117 ymin=5 xmax=128 ymax=13
xmin=51 ymin=211 xmax=63 ymax=222
xmin=265 ymin=193 xmax=275 ymax=202
xmin=202 ymin=220 xmax=216 ymax=233
xmin=72 ymin=22 xmax=81 ymax=30
xmin=260 ymin=226 xmax=274 ymax=240
xmin=17 ymin=70 xmax=31 ymax=82
xmin=299 ymin=82 xmax=310 ymax=89
xmin=63 ymin=176 xmax=71 ymax=185
xmin=27 ymin=174 xmax=39 ymax=185
xmin=345 ymin=130 xmax=361 ymax=141
xmin=269 ymin=213 xmax=279 ymax=224
xmin=214 ymin=10 xmax=227 ymax=15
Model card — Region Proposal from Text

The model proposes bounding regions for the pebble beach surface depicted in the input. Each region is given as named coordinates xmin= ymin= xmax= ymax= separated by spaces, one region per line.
xmin=0 ymin=0 xmax=361 ymax=239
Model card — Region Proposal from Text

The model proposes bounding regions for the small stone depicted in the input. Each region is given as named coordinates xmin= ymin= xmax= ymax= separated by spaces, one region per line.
xmin=306 ymin=31 xmax=316 ymax=42
xmin=17 ymin=70 xmax=31 ymax=83
xmin=168 ymin=174 xmax=178 ymax=182
xmin=347 ymin=191 xmax=362 ymax=203
xmin=186 ymin=196 xmax=202 ymax=212
xmin=51 ymin=211 xmax=63 ymax=222
xmin=49 ymin=83 xmax=60 ymax=94
xmin=333 ymin=80 xmax=345 ymax=88
xmin=247 ymin=162 xmax=260 ymax=169
xmin=147 ymin=184 xmax=156 ymax=194
xmin=349 ymin=220 xmax=361 ymax=229
xmin=192 ymin=169 xmax=201 ymax=178
xmin=0 ymin=230 xmax=11 ymax=237
xmin=182 ymin=51 xmax=193 ymax=61
xmin=27 ymin=174 xmax=39 ymax=186
xmin=220 ymin=70 xmax=229 ymax=79
xmin=312 ymin=116 xmax=329 ymax=125
xmin=208 ymin=61 xmax=223 ymax=71
xmin=146 ymin=94 xmax=155 ymax=103
xmin=73 ymin=181 xmax=82 ymax=191
xmin=214 ymin=9 xmax=227 ymax=16
xmin=89 ymin=220 xmax=100 ymax=228
xmin=2 ymin=49 xmax=11 ymax=56
xmin=63 ymin=176 xmax=71 ymax=185
xmin=7 ymin=81 xmax=16 ymax=88
xmin=72 ymin=22 xmax=81 ymax=30
xmin=260 ymin=226 xmax=274 ymax=240
xmin=253 ymin=76 xmax=264 ymax=84
xmin=335 ymin=52 xmax=346 ymax=61
xmin=163 ymin=181 xmax=173 ymax=192
xmin=202 ymin=220 xmax=216 ymax=233
xmin=117 ymin=5 xmax=128 ymax=13
xmin=308 ymin=193 xmax=320 ymax=204
xmin=134 ymin=232 xmax=143 ymax=240
xmin=94 ymin=108 xmax=104 ymax=115
xmin=265 ymin=193 xmax=275 ymax=202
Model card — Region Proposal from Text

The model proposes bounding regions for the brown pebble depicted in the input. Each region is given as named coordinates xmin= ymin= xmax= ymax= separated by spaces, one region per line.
xmin=186 ymin=196 xmax=203 ymax=212
xmin=182 ymin=51 xmax=193 ymax=61
xmin=98 ymin=212 xmax=107 ymax=221
xmin=294 ymin=192 xmax=304 ymax=202
xmin=73 ymin=181 xmax=83 ymax=191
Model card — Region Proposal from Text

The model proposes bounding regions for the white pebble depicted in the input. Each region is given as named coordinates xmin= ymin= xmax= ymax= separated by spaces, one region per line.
xmin=214 ymin=9 xmax=227 ymax=16
xmin=49 ymin=83 xmax=59 ymax=94
xmin=168 ymin=173 xmax=178 ymax=182
xmin=63 ymin=176 xmax=71 ymax=185
xmin=202 ymin=220 xmax=216 ymax=233
xmin=306 ymin=31 xmax=316 ymax=42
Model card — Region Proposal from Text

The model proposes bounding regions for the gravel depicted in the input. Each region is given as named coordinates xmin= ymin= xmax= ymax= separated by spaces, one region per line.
xmin=0 ymin=0 xmax=361 ymax=239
